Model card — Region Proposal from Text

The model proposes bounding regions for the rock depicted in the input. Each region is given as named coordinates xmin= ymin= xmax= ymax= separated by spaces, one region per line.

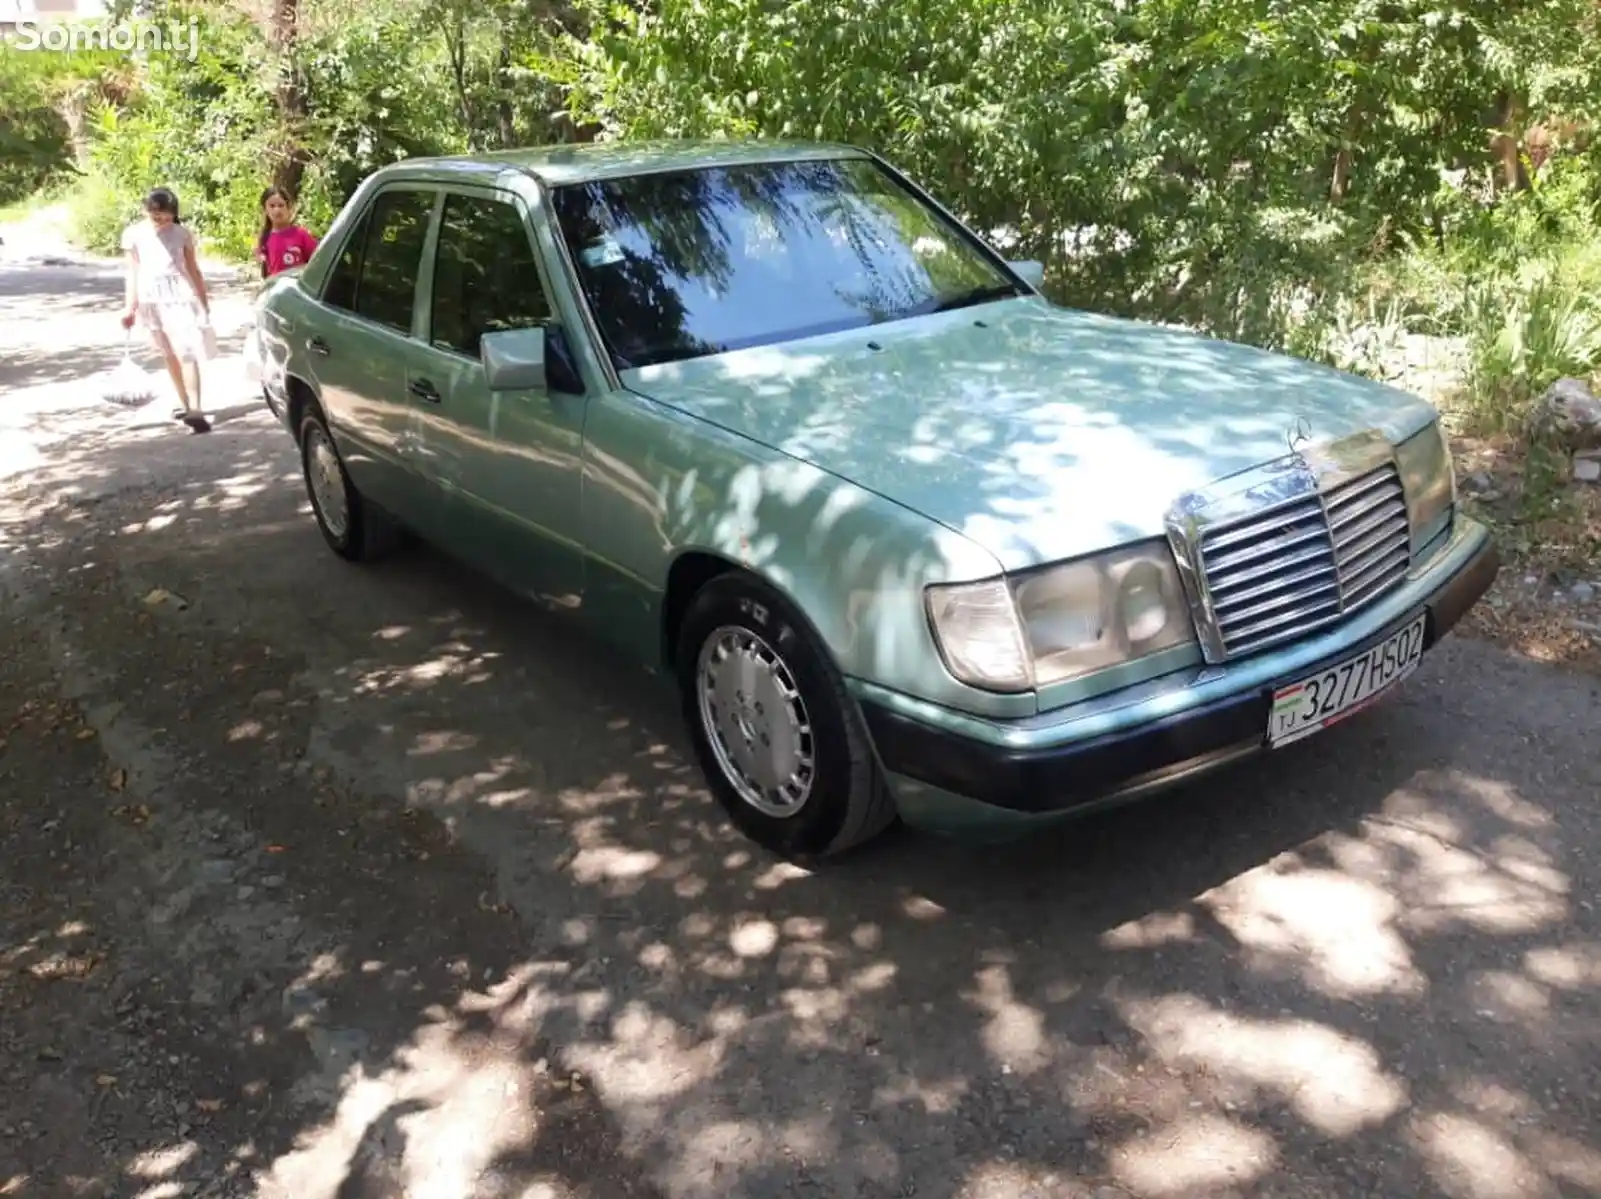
xmin=281 ymin=984 xmax=326 ymax=1021
xmin=1464 ymin=470 xmax=1495 ymax=494
xmin=1576 ymin=453 xmax=1601 ymax=484
xmin=1575 ymin=583 xmax=1597 ymax=604
xmin=150 ymin=888 xmax=195 ymax=927
xmin=307 ymin=1026 xmax=369 ymax=1072
xmin=141 ymin=587 xmax=189 ymax=612
xmin=1528 ymin=378 xmax=1601 ymax=450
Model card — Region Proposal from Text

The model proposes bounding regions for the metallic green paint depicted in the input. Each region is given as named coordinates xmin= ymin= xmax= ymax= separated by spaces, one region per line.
xmin=575 ymin=384 xmax=1030 ymax=717
xmin=404 ymin=183 xmax=588 ymax=605
xmin=255 ymin=137 xmax=1491 ymax=814
xmin=625 ymin=297 xmax=1442 ymax=573
xmin=415 ymin=138 xmax=871 ymax=186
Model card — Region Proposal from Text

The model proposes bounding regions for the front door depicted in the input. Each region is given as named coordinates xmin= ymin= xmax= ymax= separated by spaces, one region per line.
xmin=305 ymin=185 xmax=438 ymax=523
xmin=410 ymin=187 xmax=586 ymax=609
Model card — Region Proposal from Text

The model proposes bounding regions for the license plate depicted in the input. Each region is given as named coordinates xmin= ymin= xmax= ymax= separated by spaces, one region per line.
xmin=1267 ymin=613 xmax=1426 ymax=747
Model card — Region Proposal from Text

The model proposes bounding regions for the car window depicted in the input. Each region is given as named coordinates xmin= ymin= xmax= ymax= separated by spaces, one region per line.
xmin=349 ymin=188 xmax=435 ymax=334
xmin=548 ymin=157 xmax=1023 ymax=371
xmin=321 ymin=209 xmax=370 ymax=313
xmin=429 ymin=192 xmax=552 ymax=358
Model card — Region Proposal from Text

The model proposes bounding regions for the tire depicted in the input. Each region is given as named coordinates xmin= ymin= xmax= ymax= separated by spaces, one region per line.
xmin=675 ymin=572 xmax=898 ymax=858
xmin=298 ymin=409 xmax=401 ymax=563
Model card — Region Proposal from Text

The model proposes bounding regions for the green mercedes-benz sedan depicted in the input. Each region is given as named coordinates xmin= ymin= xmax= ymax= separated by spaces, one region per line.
xmin=252 ymin=138 xmax=1500 ymax=858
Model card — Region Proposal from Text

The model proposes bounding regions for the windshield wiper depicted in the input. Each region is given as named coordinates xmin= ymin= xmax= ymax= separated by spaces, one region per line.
xmin=923 ymin=282 xmax=1021 ymax=315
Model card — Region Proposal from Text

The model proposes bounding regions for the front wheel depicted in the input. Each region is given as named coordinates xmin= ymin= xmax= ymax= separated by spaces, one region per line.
xmin=676 ymin=572 xmax=897 ymax=858
xmin=299 ymin=410 xmax=400 ymax=563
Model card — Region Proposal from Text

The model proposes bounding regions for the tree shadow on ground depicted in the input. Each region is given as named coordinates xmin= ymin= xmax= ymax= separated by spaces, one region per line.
xmin=1 ymin=360 xmax=1598 ymax=1199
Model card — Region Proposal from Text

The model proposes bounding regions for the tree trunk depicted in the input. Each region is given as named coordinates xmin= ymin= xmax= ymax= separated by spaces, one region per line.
xmin=443 ymin=17 xmax=475 ymax=148
xmin=495 ymin=44 xmax=517 ymax=148
xmin=1488 ymin=88 xmax=1529 ymax=194
xmin=1329 ymin=110 xmax=1360 ymax=202
xmin=269 ymin=0 xmax=307 ymax=197
xmin=51 ymin=87 xmax=93 ymax=172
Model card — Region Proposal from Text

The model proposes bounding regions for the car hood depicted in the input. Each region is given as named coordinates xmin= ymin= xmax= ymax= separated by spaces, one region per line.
xmin=623 ymin=297 xmax=1437 ymax=572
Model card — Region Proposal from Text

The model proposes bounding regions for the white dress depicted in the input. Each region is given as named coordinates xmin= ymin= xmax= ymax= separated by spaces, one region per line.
xmin=122 ymin=219 xmax=209 ymax=363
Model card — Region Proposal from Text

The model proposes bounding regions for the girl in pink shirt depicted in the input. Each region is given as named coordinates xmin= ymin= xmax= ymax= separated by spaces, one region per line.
xmin=256 ymin=186 xmax=319 ymax=279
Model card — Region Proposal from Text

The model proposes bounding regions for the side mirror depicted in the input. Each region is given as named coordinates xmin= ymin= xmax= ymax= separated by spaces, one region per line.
xmin=1009 ymin=259 xmax=1045 ymax=289
xmin=480 ymin=326 xmax=548 ymax=392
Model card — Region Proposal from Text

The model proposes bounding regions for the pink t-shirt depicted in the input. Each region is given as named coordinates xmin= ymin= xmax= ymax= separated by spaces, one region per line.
xmin=260 ymin=225 xmax=318 ymax=276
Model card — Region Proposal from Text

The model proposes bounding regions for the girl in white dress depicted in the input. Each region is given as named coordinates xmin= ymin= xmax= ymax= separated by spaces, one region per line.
xmin=119 ymin=187 xmax=213 ymax=433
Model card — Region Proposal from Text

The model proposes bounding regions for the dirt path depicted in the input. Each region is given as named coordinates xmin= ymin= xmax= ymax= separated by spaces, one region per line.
xmin=3 ymin=241 xmax=1600 ymax=1199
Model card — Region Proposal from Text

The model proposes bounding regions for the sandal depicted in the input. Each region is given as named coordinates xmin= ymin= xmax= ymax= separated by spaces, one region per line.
xmin=182 ymin=413 xmax=212 ymax=434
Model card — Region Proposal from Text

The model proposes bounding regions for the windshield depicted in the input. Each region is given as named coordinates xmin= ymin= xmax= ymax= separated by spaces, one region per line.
xmin=548 ymin=156 xmax=1024 ymax=371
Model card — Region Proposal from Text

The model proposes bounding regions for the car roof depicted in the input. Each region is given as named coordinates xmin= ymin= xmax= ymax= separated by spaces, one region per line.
xmin=373 ymin=137 xmax=872 ymax=188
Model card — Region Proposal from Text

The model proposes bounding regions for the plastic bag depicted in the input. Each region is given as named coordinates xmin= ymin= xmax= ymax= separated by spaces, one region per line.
xmin=196 ymin=312 xmax=219 ymax=361
xmin=101 ymin=330 xmax=158 ymax=409
xmin=242 ymin=326 xmax=262 ymax=383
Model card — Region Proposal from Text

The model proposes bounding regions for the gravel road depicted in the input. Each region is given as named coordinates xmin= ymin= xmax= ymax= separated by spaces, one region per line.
xmin=3 ymin=235 xmax=1599 ymax=1199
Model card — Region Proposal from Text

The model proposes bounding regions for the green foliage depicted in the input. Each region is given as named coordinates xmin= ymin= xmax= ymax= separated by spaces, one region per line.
xmin=550 ymin=0 xmax=1598 ymax=352
xmin=64 ymin=167 xmax=141 ymax=255
xmin=2 ymin=0 xmax=1596 ymax=458
xmin=23 ymin=0 xmax=590 ymax=262
xmin=0 ymin=42 xmax=130 ymax=204
xmin=1350 ymin=152 xmax=1601 ymax=432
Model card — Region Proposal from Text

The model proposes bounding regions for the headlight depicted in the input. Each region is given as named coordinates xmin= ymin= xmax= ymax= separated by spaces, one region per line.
xmin=925 ymin=541 xmax=1197 ymax=693
xmin=1395 ymin=420 xmax=1455 ymax=558
xmin=924 ymin=577 xmax=1033 ymax=693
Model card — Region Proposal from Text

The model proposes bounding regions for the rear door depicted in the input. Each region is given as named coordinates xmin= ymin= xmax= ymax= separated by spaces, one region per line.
xmin=408 ymin=186 xmax=587 ymax=608
xmin=304 ymin=184 xmax=439 ymax=523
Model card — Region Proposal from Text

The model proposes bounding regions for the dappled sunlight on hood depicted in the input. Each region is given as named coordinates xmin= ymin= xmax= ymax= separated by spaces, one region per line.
xmin=629 ymin=299 xmax=1439 ymax=569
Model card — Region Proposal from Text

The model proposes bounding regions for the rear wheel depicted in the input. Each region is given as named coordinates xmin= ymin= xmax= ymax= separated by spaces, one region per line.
xmin=676 ymin=572 xmax=897 ymax=858
xmin=299 ymin=409 xmax=401 ymax=562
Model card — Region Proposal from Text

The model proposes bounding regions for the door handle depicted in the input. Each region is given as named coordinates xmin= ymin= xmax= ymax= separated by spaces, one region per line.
xmin=307 ymin=336 xmax=330 ymax=356
xmin=408 ymin=377 xmax=441 ymax=403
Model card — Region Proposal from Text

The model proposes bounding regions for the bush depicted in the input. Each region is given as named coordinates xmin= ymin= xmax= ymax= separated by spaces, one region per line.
xmin=64 ymin=169 xmax=141 ymax=256
xmin=1437 ymin=157 xmax=1601 ymax=431
xmin=1461 ymin=265 xmax=1601 ymax=432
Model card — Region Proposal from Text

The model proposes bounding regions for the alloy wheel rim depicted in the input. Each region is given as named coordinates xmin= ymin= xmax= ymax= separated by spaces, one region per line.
xmin=696 ymin=624 xmax=816 ymax=819
xmin=307 ymin=427 xmax=349 ymax=540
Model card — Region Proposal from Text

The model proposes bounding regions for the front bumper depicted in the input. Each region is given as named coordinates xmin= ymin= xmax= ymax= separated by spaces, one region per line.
xmin=857 ymin=518 xmax=1500 ymax=827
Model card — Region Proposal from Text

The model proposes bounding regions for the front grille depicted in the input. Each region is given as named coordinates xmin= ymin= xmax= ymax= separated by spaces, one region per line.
xmin=1325 ymin=462 xmax=1412 ymax=610
xmin=1198 ymin=462 xmax=1411 ymax=659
